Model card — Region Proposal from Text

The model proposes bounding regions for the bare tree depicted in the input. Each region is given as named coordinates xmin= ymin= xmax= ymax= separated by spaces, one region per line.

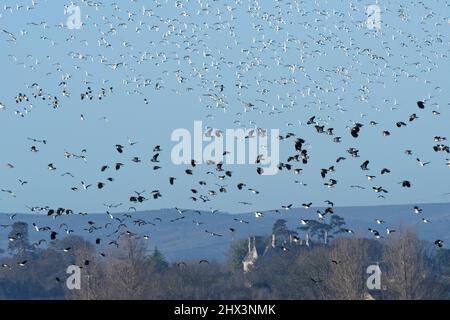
xmin=328 ymin=237 xmax=370 ymax=300
xmin=103 ymin=234 xmax=148 ymax=299
xmin=383 ymin=229 xmax=433 ymax=299
xmin=291 ymin=246 xmax=333 ymax=300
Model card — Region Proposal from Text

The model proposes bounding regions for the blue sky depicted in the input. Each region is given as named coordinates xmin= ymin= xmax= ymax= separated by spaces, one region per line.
xmin=0 ymin=0 xmax=450 ymax=214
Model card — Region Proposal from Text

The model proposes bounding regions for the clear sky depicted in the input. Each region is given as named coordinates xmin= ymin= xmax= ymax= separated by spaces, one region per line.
xmin=0 ymin=0 xmax=450 ymax=214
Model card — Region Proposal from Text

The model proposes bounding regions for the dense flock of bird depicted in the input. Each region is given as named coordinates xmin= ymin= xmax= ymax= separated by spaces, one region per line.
xmin=1 ymin=0 xmax=450 ymax=271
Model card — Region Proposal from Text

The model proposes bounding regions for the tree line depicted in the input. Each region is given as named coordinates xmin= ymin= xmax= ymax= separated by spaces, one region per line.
xmin=0 ymin=220 xmax=449 ymax=299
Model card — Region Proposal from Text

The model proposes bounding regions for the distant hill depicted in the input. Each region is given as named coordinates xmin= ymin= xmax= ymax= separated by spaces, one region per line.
xmin=1 ymin=202 xmax=449 ymax=261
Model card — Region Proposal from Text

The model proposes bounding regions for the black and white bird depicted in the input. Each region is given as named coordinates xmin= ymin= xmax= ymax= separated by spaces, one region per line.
xmin=435 ymin=240 xmax=444 ymax=248
xmin=386 ymin=228 xmax=396 ymax=235
xmin=300 ymin=219 xmax=310 ymax=225
xmin=302 ymin=202 xmax=313 ymax=209
xmin=360 ymin=160 xmax=370 ymax=171
xmin=350 ymin=123 xmax=363 ymax=138
xmin=115 ymin=144 xmax=124 ymax=153
xmin=373 ymin=186 xmax=388 ymax=193
xmin=416 ymin=158 xmax=430 ymax=167
xmin=417 ymin=101 xmax=425 ymax=109
xmin=400 ymin=180 xmax=412 ymax=188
